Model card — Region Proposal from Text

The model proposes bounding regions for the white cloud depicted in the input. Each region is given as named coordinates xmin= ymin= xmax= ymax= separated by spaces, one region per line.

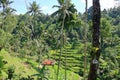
xmin=100 ymin=0 xmax=116 ymax=9
xmin=41 ymin=6 xmax=49 ymax=11
xmin=81 ymin=0 xmax=116 ymax=10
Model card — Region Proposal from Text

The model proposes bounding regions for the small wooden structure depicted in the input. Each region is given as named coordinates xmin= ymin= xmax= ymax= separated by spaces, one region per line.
xmin=42 ymin=59 xmax=56 ymax=66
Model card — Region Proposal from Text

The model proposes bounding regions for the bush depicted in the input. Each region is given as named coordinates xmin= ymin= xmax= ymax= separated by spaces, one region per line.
xmin=0 ymin=56 xmax=4 ymax=76
xmin=7 ymin=65 xmax=15 ymax=80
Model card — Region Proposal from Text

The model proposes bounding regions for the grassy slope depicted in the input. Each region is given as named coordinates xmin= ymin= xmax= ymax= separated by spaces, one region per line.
xmin=0 ymin=49 xmax=38 ymax=79
xmin=0 ymin=49 xmax=82 ymax=80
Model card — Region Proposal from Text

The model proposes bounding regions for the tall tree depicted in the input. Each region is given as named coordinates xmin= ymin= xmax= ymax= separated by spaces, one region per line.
xmin=27 ymin=1 xmax=41 ymax=39
xmin=52 ymin=0 xmax=68 ymax=79
xmin=52 ymin=0 xmax=77 ymax=26
xmin=0 ymin=0 xmax=16 ymax=50
xmin=27 ymin=1 xmax=41 ymax=16
xmin=88 ymin=0 xmax=101 ymax=80
xmin=0 ymin=0 xmax=15 ymax=30
xmin=52 ymin=0 xmax=77 ymax=80
xmin=84 ymin=0 xmax=87 ymax=79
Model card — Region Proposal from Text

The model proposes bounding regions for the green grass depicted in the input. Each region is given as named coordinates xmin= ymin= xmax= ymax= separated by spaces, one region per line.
xmin=46 ymin=65 xmax=82 ymax=80
xmin=50 ymin=42 xmax=85 ymax=75
xmin=0 ymin=49 xmax=38 ymax=79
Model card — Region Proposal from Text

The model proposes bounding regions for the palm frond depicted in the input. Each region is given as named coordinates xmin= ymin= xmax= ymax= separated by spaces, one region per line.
xmin=58 ymin=0 xmax=64 ymax=5
xmin=65 ymin=9 xmax=70 ymax=17
xmin=51 ymin=10 xmax=60 ymax=17
xmin=52 ymin=5 xmax=60 ymax=8
xmin=68 ymin=4 xmax=77 ymax=13
xmin=27 ymin=1 xmax=42 ymax=15
xmin=8 ymin=1 xmax=14 ymax=4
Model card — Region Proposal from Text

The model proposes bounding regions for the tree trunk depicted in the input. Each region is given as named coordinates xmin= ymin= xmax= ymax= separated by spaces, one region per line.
xmin=83 ymin=0 xmax=87 ymax=79
xmin=88 ymin=0 xmax=101 ymax=80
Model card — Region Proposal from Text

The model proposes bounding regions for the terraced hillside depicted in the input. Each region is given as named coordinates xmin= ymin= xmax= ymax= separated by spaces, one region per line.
xmin=0 ymin=49 xmax=81 ymax=80
xmin=51 ymin=41 xmax=85 ymax=76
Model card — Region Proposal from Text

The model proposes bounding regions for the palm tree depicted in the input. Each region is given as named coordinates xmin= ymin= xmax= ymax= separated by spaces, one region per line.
xmin=88 ymin=0 xmax=101 ymax=80
xmin=0 ymin=0 xmax=13 ymax=12
xmin=52 ymin=0 xmax=77 ymax=80
xmin=0 ymin=0 xmax=15 ymax=30
xmin=27 ymin=1 xmax=41 ymax=39
xmin=27 ymin=1 xmax=41 ymax=17
xmin=26 ymin=1 xmax=47 ymax=72
xmin=52 ymin=0 xmax=77 ymax=25
xmin=84 ymin=0 xmax=88 ymax=79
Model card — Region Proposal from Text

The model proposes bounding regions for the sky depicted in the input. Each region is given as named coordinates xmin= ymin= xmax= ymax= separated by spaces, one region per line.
xmin=10 ymin=0 xmax=118 ymax=15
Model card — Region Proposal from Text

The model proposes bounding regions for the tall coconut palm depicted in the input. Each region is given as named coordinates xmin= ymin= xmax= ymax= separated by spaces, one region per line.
xmin=52 ymin=0 xmax=77 ymax=80
xmin=84 ymin=0 xmax=88 ymax=79
xmin=52 ymin=0 xmax=77 ymax=24
xmin=27 ymin=1 xmax=41 ymax=39
xmin=88 ymin=0 xmax=101 ymax=80
xmin=26 ymin=1 xmax=45 ymax=72
xmin=27 ymin=1 xmax=41 ymax=17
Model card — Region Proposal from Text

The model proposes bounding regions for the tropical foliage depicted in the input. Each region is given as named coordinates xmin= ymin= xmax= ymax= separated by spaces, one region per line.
xmin=0 ymin=0 xmax=120 ymax=80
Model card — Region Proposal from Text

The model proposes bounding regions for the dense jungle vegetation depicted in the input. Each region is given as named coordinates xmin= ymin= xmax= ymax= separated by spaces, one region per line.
xmin=0 ymin=0 xmax=120 ymax=80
